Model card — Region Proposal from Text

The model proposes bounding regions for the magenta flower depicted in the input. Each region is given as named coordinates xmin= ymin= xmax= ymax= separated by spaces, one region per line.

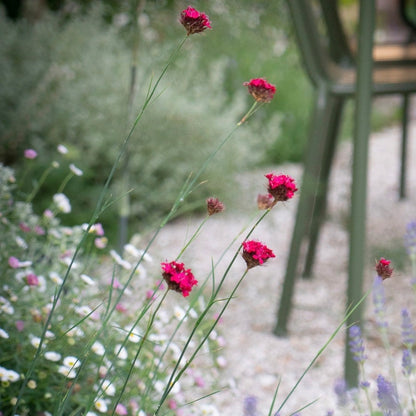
xmin=19 ymin=222 xmax=31 ymax=233
xmin=8 ymin=256 xmax=20 ymax=268
xmin=265 ymin=173 xmax=298 ymax=203
xmin=180 ymin=6 xmax=211 ymax=35
xmin=26 ymin=273 xmax=39 ymax=286
xmin=24 ymin=149 xmax=37 ymax=159
xmin=243 ymin=78 xmax=276 ymax=103
xmin=242 ymin=240 xmax=275 ymax=269
xmin=206 ymin=197 xmax=225 ymax=216
xmin=15 ymin=320 xmax=25 ymax=332
xmin=161 ymin=260 xmax=198 ymax=297
xmin=376 ymin=258 xmax=393 ymax=280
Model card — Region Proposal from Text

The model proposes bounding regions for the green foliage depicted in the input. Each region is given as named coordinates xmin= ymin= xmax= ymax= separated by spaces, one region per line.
xmin=0 ymin=163 xmax=223 ymax=415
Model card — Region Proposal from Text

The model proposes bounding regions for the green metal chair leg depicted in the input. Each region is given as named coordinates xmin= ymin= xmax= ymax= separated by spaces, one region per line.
xmin=274 ymin=87 xmax=340 ymax=336
xmin=399 ymin=93 xmax=409 ymax=199
xmin=303 ymin=97 xmax=345 ymax=279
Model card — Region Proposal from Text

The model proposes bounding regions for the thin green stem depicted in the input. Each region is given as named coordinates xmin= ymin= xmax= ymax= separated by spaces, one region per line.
xmin=175 ymin=216 xmax=209 ymax=260
xmin=26 ymin=163 xmax=55 ymax=203
xmin=57 ymin=171 xmax=75 ymax=194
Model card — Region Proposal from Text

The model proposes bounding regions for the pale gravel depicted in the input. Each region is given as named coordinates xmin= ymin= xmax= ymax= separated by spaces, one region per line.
xmin=147 ymin=117 xmax=416 ymax=415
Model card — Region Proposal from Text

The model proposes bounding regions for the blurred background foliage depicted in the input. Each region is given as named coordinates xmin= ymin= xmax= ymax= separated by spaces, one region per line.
xmin=0 ymin=0 xmax=400 ymax=244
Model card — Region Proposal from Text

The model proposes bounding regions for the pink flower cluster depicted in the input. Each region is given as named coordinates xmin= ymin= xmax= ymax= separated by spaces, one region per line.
xmin=242 ymin=240 xmax=275 ymax=270
xmin=161 ymin=261 xmax=198 ymax=297
xmin=244 ymin=78 xmax=276 ymax=103
xmin=180 ymin=6 xmax=211 ymax=35
xmin=376 ymin=258 xmax=393 ymax=280
xmin=265 ymin=173 xmax=298 ymax=203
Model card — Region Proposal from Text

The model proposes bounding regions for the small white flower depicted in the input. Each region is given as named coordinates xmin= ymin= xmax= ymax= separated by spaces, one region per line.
xmin=101 ymin=379 xmax=115 ymax=396
xmin=0 ymin=366 xmax=9 ymax=381
xmin=49 ymin=272 xmax=63 ymax=285
xmin=44 ymin=351 xmax=61 ymax=362
xmin=52 ymin=161 xmax=59 ymax=168
xmin=45 ymin=330 xmax=55 ymax=339
xmin=5 ymin=369 xmax=20 ymax=382
xmin=58 ymin=365 xmax=77 ymax=379
xmin=94 ymin=398 xmax=108 ymax=413
xmin=109 ymin=250 xmax=132 ymax=270
xmin=15 ymin=236 xmax=28 ymax=249
xmin=173 ymin=306 xmax=186 ymax=321
xmin=80 ymin=274 xmax=95 ymax=285
xmin=86 ymin=413 xmax=98 ymax=416
xmin=200 ymin=404 xmax=220 ymax=416
xmin=66 ymin=327 xmax=84 ymax=337
xmin=114 ymin=344 xmax=128 ymax=360
xmin=53 ymin=193 xmax=71 ymax=214
xmin=27 ymin=379 xmax=37 ymax=389
xmin=69 ymin=163 xmax=83 ymax=176
xmin=18 ymin=260 xmax=32 ymax=267
xmin=30 ymin=336 xmax=42 ymax=349
xmin=127 ymin=331 xmax=140 ymax=344
xmin=154 ymin=380 xmax=165 ymax=393
xmin=216 ymin=356 xmax=227 ymax=368
xmin=124 ymin=244 xmax=153 ymax=262
xmin=1 ymin=302 xmax=14 ymax=315
xmin=0 ymin=328 xmax=9 ymax=339
xmin=57 ymin=144 xmax=69 ymax=154
xmin=91 ymin=341 xmax=105 ymax=356
xmin=75 ymin=305 xmax=92 ymax=317
xmin=63 ymin=356 xmax=81 ymax=369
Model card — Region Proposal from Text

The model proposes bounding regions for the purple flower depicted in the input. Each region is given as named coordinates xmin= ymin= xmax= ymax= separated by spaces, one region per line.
xmin=243 ymin=396 xmax=257 ymax=416
xmin=402 ymin=349 xmax=413 ymax=376
xmin=334 ymin=379 xmax=348 ymax=406
xmin=376 ymin=375 xmax=401 ymax=415
xmin=24 ymin=149 xmax=37 ymax=159
xmin=348 ymin=325 xmax=367 ymax=363
xmin=373 ymin=276 xmax=388 ymax=328
xmin=404 ymin=220 xmax=416 ymax=255
xmin=401 ymin=309 xmax=415 ymax=347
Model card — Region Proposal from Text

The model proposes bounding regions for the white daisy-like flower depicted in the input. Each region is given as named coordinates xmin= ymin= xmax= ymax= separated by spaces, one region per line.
xmin=101 ymin=379 xmax=115 ymax=396
xmin=86 ymin=412 xmax=98 ymax=416
xmin=75 ymin=305 xmax=92 ymax=317
xmin=53 ymin=193 xmax=71 ymax=214
xmin=216 ymin=356 xmax=227 ymax=368
xmin=173 ymin=306 xmax=186 ymax=321
xmin=45 ymin=330 xmax=55 ymax=339
xmin=124 ymin=244 xmax=153 ymax=262
xmin=58 ymin=365 xmax=77 ymax=379
xmin=94 ymin=398 xmax=108 ymax=413
xmin=15 ymin=236 xmax=28 ymax=249
xmin=109 ymin=250 xmax=132 ymax=270
xmin=0 ymin=302 xmax=14 ymax=315
xmin=154 ymin=380 xmax=165 ymax=393
xmin=57 ymin=144 xmax=69 ymax=154
xmin=66 ymin=327 xmax=84 ymax=337
xmin=44 ymin=351 xmax=61 ymax=362
xmin=127 ymin=331 xmax=141 ymax=344
xmin=114 ymin=344 xmax=128 ymax=360
xmin=63 ymin=356 xmax=81 ymax=369
xmin=30 ymin=336 xmax=42 ymax=349
xmin=201 ymin=404 xmax=220 ymax=416
xmin=0 ymin=366 xmax=9 ymax=381
xmin=0 ymin=328 xmax=9 ymax=339
xmin=5 ymin=369 xmax=20 ymax=382
xmin=91 ymin=341 xmax=105 ymax=356
xmin=80 ymin=274 xmax=95 ymax=285
xmin=49 ymin=272 xmax=63 ymax=285
xmin=27 ymin=379 xmax=37 ymax=389
xmin=69 ymin=163 xmax=83 ymax=176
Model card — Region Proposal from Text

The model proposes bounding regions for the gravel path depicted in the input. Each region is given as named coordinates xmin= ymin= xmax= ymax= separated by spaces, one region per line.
xmin=149 ymin=117 xmax=416 ymax=415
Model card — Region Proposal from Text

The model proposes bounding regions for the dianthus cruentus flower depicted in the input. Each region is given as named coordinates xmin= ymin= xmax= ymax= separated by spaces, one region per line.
xmin=257 ymin=193 xmax=274 ymax=210
xmin=376 ymin=375 xmax=401 ymax=415
xmin=242 ymin=240 xmax=275 ymax=269
xmin=243 ymin=78 xmax=276 ymax=103
xmin=180 ymin=6 xmax=211 ymax=35
xmin=265 ymin=173 xmax=298 ymax=203
xmin=206 ymin=197 xmax=225 ymax=216
xmin=375 ymin=258 xmax=393 ymax=280
xmin=161 ymin=260 xmax=198 ymax=297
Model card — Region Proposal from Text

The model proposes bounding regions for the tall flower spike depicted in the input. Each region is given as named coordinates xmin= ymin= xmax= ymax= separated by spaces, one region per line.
xmin=401 ymin=308 xmax=416 ymax=347
xmin=404 ymin=220 xmax=416 ymax=257
xmin=375 ymin=257 xmax=393 ymax=280
xmin=243 ymin=396 xmax=257 ymax=416
xmin=265 ymin=173 xmax=298 ymax=204
xmin=180 ymin=6 xmax=211 ymax=36
xmin=243 ymin=78 xmax=276 ymax=103
xmin=348 ymin=325 xmax=367 ymax=363
xmin=376 ymin=375 xmax=401 ymax=416
xmin=242 ymin=240 xmax=275 ymax=270
xmin=161 ymin=260 xmax=198 ymax=297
